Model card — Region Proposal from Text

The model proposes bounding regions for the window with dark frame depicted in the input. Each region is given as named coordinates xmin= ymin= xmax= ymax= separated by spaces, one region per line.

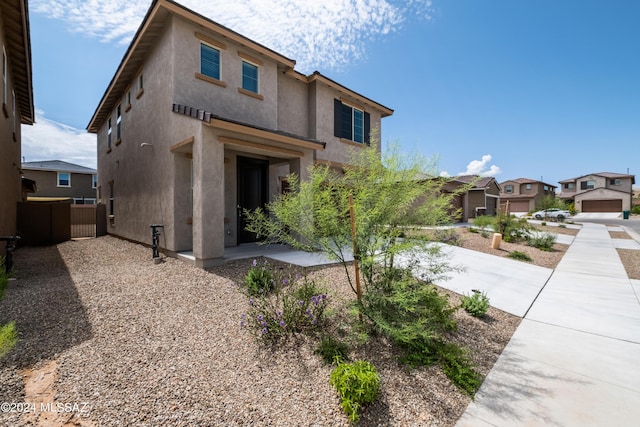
xmin=333 ymin=99 xmax=371 ymax=145
xmin=610 ymin=178 xmax=621 ymax=185
xmin=505 ymin=185 xmax=513 ymax=193
xmin=580 ymin=180 xmax=595 ymax=190
xmin=109 ymin=181 xmax=114 ymax=215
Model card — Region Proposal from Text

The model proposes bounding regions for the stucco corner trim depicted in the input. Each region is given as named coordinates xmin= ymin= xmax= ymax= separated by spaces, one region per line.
xmin=170 ymin=136 xmax=195 ymax=153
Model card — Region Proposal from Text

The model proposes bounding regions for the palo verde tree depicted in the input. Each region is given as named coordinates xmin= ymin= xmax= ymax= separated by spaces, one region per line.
xmin=244 ymin=138 xmax=467 ymax=304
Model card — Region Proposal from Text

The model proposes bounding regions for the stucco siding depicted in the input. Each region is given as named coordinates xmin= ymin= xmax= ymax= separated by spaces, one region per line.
xmin=172 ymin=16 xmax=278 ymax=130
xmin=277 ymin=73 xmax=309 ymax=137
xmin=575 ymin=188 xmax=632 ymax=211
xmin=0 ymin=17 xmax=22 ymax=241
xmin=23 ymin=170 xmax=96 ymax=199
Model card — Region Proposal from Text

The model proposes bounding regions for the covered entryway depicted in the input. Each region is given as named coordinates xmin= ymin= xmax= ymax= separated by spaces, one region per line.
xmin=237 ymin=156 xmax=268 ymax=243
xmin=582 ymin=199 xmax=622 ymax=212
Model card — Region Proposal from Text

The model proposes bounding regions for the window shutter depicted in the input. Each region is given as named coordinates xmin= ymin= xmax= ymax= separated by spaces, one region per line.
xmin=334 ymin=99 xmax=342 ymax=138
xmin=364 ymin=112 xmax=371 ymax=145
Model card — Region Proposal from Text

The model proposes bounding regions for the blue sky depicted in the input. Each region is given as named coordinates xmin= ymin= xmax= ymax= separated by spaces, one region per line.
xmin=22 ymin=0 xmax=639 ymax=188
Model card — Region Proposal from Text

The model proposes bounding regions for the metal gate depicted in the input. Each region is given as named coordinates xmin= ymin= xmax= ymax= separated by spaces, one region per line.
xmin=70 ymin=205 xmax=97 ymax=238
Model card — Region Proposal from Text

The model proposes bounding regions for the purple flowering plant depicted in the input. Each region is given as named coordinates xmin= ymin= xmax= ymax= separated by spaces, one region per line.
xmin=240 ymin=260 xmax=330 ymax=343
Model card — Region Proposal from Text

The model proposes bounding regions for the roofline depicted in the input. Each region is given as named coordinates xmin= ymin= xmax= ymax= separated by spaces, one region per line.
xmin=87 ymin=0 xmax=298 ymax=132
xmin=307 ymin=71 xmax=394 ymax=117
xmin=1 ymin=0 xmax=34 ymax=124
xmin=559 ymin=172 xmax=636 ymax=184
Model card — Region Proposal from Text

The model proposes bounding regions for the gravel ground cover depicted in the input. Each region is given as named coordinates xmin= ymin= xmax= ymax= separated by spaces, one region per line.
xmin=1 ymin=222 xmax=638 ymax=426
xmin=1 ymin=236 xmax=520 ymax=426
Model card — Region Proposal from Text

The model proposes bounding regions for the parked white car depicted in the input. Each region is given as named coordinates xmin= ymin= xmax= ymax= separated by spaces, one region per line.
xmin=532 ymin=208 xmax=571 ymax=221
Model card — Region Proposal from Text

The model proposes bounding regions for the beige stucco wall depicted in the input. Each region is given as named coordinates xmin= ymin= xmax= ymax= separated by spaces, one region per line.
xmin=277 ymin=72 xmax=309 ymax=137
xmin=311 ymin=79 xmax=383 ymax=165
xmin=575 ymin=188 xmax=632 ymax=211
xmin=0 ymin=19 xmax=24 ymax=249
xmin=97 ymin=19 xmax=179 ymax=250
xmin=171 ymin=15 xmax=279 ymax=130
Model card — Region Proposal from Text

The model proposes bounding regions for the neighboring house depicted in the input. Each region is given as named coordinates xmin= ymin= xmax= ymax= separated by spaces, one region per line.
xmin=0 ymin=0 xmax=34 ymax=256
xmin=499 ymin=178 xmax=557 ymax=213
xmin=86 ymin=0 xmax=393 ymax=268
xmin=21 ymin=160 xmax=98 ymax=204
xmin=449 ymin=175 xmax=501 ymax=221
xmin=558 ymin=172 xmax=635 ymax=212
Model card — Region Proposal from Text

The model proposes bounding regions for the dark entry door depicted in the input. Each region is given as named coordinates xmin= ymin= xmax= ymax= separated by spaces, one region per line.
xmin=237 ymin=156 xmax=269 ymax=243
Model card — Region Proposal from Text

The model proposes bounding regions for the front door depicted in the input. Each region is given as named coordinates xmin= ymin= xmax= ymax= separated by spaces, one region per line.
xmin=237 ymin=156 xmax=268 ymax=243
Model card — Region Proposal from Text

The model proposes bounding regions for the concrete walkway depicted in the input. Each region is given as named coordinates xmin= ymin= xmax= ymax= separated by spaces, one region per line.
xmin=457 ymin=222 xmax=640 ymax=427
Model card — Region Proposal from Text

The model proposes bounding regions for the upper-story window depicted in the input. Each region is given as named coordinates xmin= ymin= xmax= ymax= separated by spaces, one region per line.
xmin=107 ymin=118 xmax=112 ymax=150
xmin=2 ymin=46 xmax=6 ymax=107
xmin=242 ymin=61 xmax=258 ymax=93
xmin=58 ymin=172 xmax=71 ymax=187
xmin=525 ymin=184 xmax=532 ymax=190
xmin=564 ymin=183 xmax=575 ymax=189
xmin=334 ymin=99 xmax=371 ymax=145
xmin=116 ymin=104 xmax=122 ymax=142
xmin=92 ymin=174 xmax=97 ymax=189
xmin=580 ymin=180 xmax=595 ymax=190
xmin=610 ymin=178 xmax=621 ymax=186
xmin=201 ymin=43 xmax=220 ymax=80
xmin=543 ymin=185 xmax=549 ymax=191
xmin=136 ymin=72 xmax=144 ymax=99
xmin=505 ymin=185 xmax=513 ymax=193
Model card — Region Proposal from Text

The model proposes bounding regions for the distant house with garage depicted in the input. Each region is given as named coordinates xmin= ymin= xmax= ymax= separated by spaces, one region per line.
xmin=22 ymin=160 xmax=97 ymax=204
xmin=499 ymin=178 xmax=557 ymax=214
xmin=86 ymin=0 xmax=393 ymax=268
xmin=557 ymin=172 xmax=635 ymax=212
xmin=451 ymin=175 xmax=501 ymax=221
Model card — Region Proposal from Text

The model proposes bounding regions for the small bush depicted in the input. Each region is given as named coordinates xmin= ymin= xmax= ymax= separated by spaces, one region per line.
xmin=559 ymin=224 xmax=566 ymax=228
xmin=438 ymin=342 xmax=483 ymax=396
xmin=541 ymin=221 xmax=546 ymax=226
xmin=631 ymin=205 xmax=640 ymax=215
xmin=508 ymin=251 xmax=532 ymax=262
xmin=316 ymin=336 xmax=350 ymax=365
xmin=245 ymin=259 xmax=275 ymax=295
xmin=472 ymin=215 xmax=494 ymax=231
xmin=480 ymin=230 xmax=490 ymax=239
xmin=0 ymin=322 xmax=17 ymax=359
xmin=461 ymin=289 xmax=490 ymax=318
xmin=468 ymin=227 xmax=478 ymax=234
xmin=241 ymin=268 xmax=329 ymax=343
xmin=330 ymin=360 xmax=380 ymax=424
xmin=433 ymin=228 xmax=463 ymax=246
xmin=527 ymin=231 xmax=556 ymax=251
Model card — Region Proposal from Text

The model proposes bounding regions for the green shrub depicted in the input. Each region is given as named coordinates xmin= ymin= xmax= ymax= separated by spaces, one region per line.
xmin=245 ymin=259 xmax=275 ymax=295
xmin=0 ymin=322 xmax=17 ymax=359
xmin=316 ymin=336 xmax=350 ymax=365
xmin=541 ymin=221 xmax=546 ymax=226
xmin=0 ymin=259 xmax=17 ymax=359
xmin=480 ymin=230 xmax=490 ymax=239
xmin=559 ymin=224 xmax=566 ymax=228
xmin=241 ymin=267 xmax=329 ymax=343
xmin=508 ymin=251 xmax=532 ymax=262
xmin=461 ymin=289 xmax=490 ymax=317
xmin=472 ymin=215 xmax=495 ymax=231
xmin=632 ymin=205 xmax=640 ymax=215
xmin=527 ymin=231 xmax=556 ymax=252
xmin=438 ymin=342 xmax=483 ymax=396
xmin=330 ymin=360 xmax=380 ymax=424
xmin=433 ymin=228 xmax=463 ymax=246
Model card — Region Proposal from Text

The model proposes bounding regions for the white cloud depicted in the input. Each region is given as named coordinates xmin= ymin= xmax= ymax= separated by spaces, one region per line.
xmin=21 ymin=110 xmax=96 ymax=169
xmin=460 ymin=154 xmax=501 ymax=177
xmin=31 ymin=0 xmax=433 ymax=73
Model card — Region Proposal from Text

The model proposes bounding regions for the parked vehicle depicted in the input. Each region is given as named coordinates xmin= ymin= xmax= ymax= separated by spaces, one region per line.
xmin=532 ymin=208 xmax=571 ymax=221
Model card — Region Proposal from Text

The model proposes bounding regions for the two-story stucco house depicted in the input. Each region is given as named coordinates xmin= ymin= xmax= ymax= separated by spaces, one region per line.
xmin=557 ymin=172 xmax=635 ymax=213
xmin=499 ymin=178 xmax=557 ymax=213
xmin=87 ymin=0 xmax=393 ymax=268
xmin=0 ymin=0 xmax=34 ymax=257
xmin=21 ymin=160 xmax=97 ymax=204
xmin=451 ymin=175 xmax=501 ymax=220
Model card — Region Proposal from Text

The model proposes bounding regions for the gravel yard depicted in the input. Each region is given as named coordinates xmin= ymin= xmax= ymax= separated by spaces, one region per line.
xmin=1 ymin=236 xmax=520 ymax=426
xmin=1 ymin=222 xmax=638 ymax=426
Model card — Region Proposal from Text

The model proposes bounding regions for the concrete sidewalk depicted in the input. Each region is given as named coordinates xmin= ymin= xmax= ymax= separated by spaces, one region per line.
xmin=457 ymin=222 xmax=640 ymax=426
